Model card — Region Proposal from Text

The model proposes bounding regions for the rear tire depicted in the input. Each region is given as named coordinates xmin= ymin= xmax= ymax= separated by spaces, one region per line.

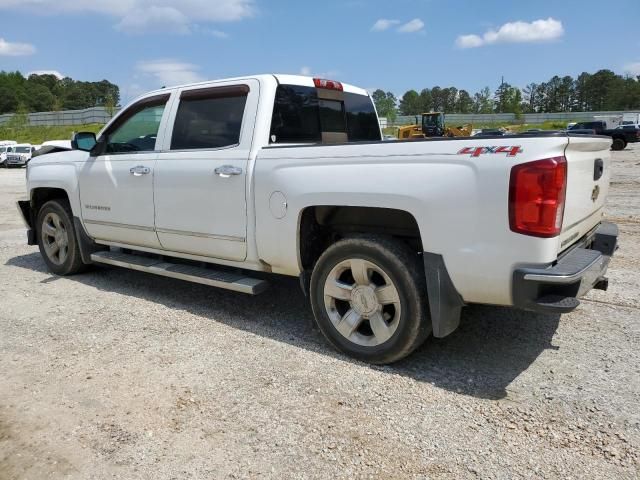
xmin=611 ymin=138 xmax=626 ymax=151
xmin=36 ymin=199 xmax=86 ymax=276
xmin=310 ymin=236 xmax=431 ymax=364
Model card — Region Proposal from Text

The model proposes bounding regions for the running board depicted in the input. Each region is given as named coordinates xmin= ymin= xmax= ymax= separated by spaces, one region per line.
xmin=90 ymin=251 xmax=268 ymax=295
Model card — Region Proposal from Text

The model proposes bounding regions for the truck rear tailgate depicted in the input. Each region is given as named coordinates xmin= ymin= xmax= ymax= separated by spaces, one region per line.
xmin=559 ymin=136 xmax=612 ymax=251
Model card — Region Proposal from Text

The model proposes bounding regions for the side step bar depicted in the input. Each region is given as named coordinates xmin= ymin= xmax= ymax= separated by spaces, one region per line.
xmin=90 ymin=251 xmax=268 ymax=295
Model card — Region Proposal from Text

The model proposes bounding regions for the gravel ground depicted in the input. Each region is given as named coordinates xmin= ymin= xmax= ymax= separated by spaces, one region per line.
xmin=0 ymin=146 xmax=639 ymax=479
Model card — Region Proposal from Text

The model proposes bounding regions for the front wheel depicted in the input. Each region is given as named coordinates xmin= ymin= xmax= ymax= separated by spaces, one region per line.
xmin=310 ymin=236 xmax=431 ymax=364
xmin=36 ymin=199 xmax=86 ymax=275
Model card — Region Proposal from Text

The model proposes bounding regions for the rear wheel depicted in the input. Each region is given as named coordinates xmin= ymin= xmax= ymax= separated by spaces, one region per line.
xmin=36 ymin=199 xmax=86 ymax=275
xmin=611 ymin=138 xmax=626 ymax=151
xmin=310 ymin=236 xmax=430 ymax=364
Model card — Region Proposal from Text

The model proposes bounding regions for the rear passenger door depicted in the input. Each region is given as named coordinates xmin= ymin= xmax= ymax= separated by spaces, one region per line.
xmin=153 ymin=80 xmax=258 ymax=261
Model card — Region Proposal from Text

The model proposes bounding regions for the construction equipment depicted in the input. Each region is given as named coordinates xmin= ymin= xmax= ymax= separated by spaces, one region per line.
xmin=397 ymin=113 xmax=472 ymax=140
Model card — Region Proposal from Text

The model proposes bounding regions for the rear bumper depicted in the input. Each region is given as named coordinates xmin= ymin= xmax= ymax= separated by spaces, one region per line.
xmin=512 ymin=222 xmax=618 ymax=313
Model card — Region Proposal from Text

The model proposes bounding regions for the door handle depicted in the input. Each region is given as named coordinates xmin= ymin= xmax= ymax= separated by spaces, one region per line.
xmin=214 ymin=165 xmax=243 ymax=178
xmin=130 ymin=165 xmax=151 ymax=176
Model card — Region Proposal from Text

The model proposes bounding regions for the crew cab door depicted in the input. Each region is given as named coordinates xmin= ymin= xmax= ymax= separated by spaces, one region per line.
xmin=78 ymin=93 xmax=172 ymax=248
xmin=153 ymin=80 xmax=258 ymax=261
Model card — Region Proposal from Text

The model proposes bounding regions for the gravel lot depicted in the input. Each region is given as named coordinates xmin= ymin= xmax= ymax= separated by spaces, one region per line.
xmin=1 ymin=146 xmax=639 ymax=479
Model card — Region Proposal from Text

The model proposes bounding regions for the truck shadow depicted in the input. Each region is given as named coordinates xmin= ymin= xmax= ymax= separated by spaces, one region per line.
xmin=6 ymin=252 xmax=561 ymax=400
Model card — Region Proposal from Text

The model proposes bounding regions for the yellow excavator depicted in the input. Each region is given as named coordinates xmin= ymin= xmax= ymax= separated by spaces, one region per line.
xmin=397 ymin=112 xmax=472 ymax=139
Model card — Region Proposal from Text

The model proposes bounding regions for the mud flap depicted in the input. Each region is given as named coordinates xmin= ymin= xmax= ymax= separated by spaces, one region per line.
xmin=73 ymin=217 xmax=105 ymax=265
xmin=422 ymin=252 xmax=465 ymax=338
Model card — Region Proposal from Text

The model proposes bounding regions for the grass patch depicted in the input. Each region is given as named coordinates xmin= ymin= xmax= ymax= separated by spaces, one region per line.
xmin=0 ymin=124 xmax=104 ymax=145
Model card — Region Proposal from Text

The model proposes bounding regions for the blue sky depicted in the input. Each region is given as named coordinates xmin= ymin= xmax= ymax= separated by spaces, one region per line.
xmin=0 ymin=0 xmax=638 ymax=103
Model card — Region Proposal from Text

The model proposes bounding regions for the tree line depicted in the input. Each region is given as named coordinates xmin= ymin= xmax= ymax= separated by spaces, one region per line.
xmin=0 ymin=71 xmax=120 ymax=115
xmin=372 ymin=69 xmax=640 ymax=120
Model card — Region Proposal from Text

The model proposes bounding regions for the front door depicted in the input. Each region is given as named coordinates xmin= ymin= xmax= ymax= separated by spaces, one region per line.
xmin=153 ymin=81 xmax=258 ymax=261
xmin=79 ymin=93 xmax=172 ymax=248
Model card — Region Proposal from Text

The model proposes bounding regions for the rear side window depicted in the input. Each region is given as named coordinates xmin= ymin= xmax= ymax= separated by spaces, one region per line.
xmin=270 ymin=85 xmax=380 ymax=144
xmin=270 ymin=85 xmax=321 ymax=143
xmin=171 ymin=85 xmax=249 ymax=150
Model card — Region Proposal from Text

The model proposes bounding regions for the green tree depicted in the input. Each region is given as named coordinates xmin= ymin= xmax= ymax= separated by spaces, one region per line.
xmin=473 ymin=87 xmax=493 ymax=113
xmin=398 ymin=90 xmax=421 ymax=115
xmin=456 ymin=90 xmax=473 ymax=113
xmin=372 ymin=90 xmax=397 ymax=121
xmin=419 ymin=88 xmax=432 ymax=113
xmin=0 ymin=85 xmax=18 ymax=114
xmin=25 ymin=83 xmax=55 ymax=112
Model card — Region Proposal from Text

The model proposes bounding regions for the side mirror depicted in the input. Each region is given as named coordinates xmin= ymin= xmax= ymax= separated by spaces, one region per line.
xmin=71 ymin=132 xmax=97 ymax=152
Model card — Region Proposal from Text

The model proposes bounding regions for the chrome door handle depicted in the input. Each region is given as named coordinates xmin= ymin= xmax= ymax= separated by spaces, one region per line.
xmin=130 ymin=165 xmax=151 ymax=176
xmin=214 ymin=165 xmax=243 ymax=178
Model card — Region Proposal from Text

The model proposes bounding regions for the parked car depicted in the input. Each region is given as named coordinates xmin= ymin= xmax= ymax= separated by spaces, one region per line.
xmin=3 ymin=144 xmax=36 ymax=167
xmin=17 ymin=74 xmax=618 ymax=364
xmin=474 ymin=128 xmax=506 ymax=137
xmin=568 ymin=121 xmax=639 ymax=150
xmin=0 ymin=144 xmax=14 ymax=167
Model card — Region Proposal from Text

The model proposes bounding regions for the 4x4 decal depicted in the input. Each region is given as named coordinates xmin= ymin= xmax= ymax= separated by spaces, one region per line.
xmin=458 ymin=146 xmax=523 ymax=157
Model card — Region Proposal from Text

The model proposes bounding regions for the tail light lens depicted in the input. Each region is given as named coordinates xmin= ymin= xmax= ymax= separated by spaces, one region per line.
xmin=313 ymin=78 xmax=343 ymax=91
xmin=509 ymin=156 xmax=567 ymax=238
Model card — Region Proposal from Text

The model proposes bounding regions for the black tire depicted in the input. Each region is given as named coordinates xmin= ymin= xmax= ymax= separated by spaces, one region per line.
xmin=310 ymin=235 xmax=431 ymax=364
xmin=36 ymin=199 xmax=86 ymax=276
xmin=611 ymin=138 xmax=626 ymax=151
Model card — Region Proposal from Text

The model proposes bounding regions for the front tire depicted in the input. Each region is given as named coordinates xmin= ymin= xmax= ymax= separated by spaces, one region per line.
xmin=36 ymin=199 xmax=86 ymax=275
xmin=310 ymin=236 xmax=430 ymax=364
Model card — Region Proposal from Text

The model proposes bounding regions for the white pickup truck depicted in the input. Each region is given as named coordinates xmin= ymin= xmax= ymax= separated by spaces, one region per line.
xmin=18 ymin=74 xmax=619 ymax=364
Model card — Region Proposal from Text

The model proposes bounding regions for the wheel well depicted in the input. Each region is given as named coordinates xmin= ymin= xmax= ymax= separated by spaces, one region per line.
xmin=299 ymin=206 xmax=423 ymax=270
xmin=30 ymin=188 xmax=69 ymax=218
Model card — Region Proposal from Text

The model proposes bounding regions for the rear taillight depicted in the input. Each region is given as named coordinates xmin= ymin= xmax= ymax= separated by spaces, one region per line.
xmin=509 ymin=156 xmax=567 ymax=238
xmin=313 ymin=78 xmax=343 ymax=91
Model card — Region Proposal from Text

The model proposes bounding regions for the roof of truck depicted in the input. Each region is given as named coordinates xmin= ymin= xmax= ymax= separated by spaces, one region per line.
xmin=144 ymin=74 xmax=369 ymax=98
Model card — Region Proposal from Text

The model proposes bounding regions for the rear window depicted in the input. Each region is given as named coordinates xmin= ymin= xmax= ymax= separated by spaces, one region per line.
xmin=270 ymin=85 xmax=380 ymax=144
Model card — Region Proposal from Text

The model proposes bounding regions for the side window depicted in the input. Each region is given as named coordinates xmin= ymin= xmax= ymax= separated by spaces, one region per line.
xmin=105 ymin=96 xmax=168 ymax=154
xmin=270 ymin=85 xmax=320 ymax=143
xmin=344 ymin=92 xmax=381 ymax=141
xmin=170 ymin=85 xmax=249 ymax=150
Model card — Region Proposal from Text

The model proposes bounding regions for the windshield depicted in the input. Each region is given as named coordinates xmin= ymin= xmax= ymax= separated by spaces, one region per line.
xmin=422 ymin=115 xmax=442 ymax=127
xmin=15 ymin=146 xmax=31 ymax=153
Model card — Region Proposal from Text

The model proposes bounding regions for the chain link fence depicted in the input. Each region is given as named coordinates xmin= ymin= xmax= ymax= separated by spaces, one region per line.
xmin=1 ymin=106 xmax=638 ymax=129
xmin=383 ymin=111 xmax=640 ymax=128
xmin=0 ymin=106 xmax=121 ymax=127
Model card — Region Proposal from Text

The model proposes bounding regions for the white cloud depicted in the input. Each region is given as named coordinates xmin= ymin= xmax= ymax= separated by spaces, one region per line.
xmin=397 ymin=18 xmax=424 ymax=34
xmin=28 ymin=70 xmax=64 ymax=79
xmin=455 ymin=34 xmax=484 ymax=48
xmin=115 ymin=6 xmax=190 ymax=34
xmin=371 ymin=19 xmax=400 ymax=32
xmin=136 ymin=59 xmax=204 ymax=87
xmin=624 ymin=61 xmax=640 ymax=76
xmin=456 ymin=17 xmax=564 ymax=48
xmin=0 ymin=37 xmax=35 ymax=56
xmin=0 ymin=0 xmax=254 ymax=34
xmin=208 ymin=29 xmax=229 ymax=38
xmin=298 ymin=66 xmax=340 ymax=79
